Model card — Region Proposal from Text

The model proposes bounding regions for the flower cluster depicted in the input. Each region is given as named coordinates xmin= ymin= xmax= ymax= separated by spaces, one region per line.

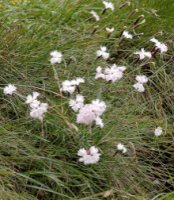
xmin=78 ymin=146 xmax=101 ymax=164
xmin=133 ymin=75 xmax=148 ymax=92
xmin=3 ymin=85 xmax=48 ymax=121
xmin=95 ymin=64 xmax=126 ymax=83
xmin=26 ymin=92 xmax=48 ymax=121
xmin=60 ymin=78 xmax=85 ymax=94
xmin=2 ymin=1 xmax=169 ymax=167
xmin=77 ymin=99 xmax=106 ymax=128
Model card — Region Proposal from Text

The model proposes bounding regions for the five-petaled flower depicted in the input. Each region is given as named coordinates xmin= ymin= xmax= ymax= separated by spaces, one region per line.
xmin=150 ymin=37 xmax=168 ymax=53
xmin=50 ymin=50 xmax=63 ymax=64
xmin=78 ymin=146 xmax=101 ymax=164
xmin=134 ymin=48 xmax=152 ymax=60
xmin=90 ymin=11 xmax=100 ymax=21
xmin=122 ymin=30 xmax=133 ymax=39
xmin=96 ymin=46 xmax=110 ymax=60
xmin=3 ymin=84 xmax=17 ymax=95
xmin=103 ymin=1 xmax=114 ymax=11
xmin=69 ymin=94 xmax=84 ymax=112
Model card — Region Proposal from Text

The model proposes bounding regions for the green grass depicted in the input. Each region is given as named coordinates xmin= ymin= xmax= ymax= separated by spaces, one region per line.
xmin=0 ymin=0 xmax=174 ymax=199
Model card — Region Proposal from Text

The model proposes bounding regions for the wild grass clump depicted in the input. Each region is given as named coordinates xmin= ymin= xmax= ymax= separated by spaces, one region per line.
xmin=0 ymin=0 xmax=174 ymax=199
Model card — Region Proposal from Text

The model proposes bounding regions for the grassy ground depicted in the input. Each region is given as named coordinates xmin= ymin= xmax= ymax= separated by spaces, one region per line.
xmin=0 ymin=0 xmax=174 ymax=199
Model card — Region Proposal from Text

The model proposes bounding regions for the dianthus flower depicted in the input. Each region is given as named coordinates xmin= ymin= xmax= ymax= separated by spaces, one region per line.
xmin=3 ymin=84 xmax=17 ymax=95
xmin=150 ymin=38 xmax=168 ymax=53
xmin=78 ymin=146 xmax=101 ymax=164
xmin=50 ymin=50 xmax=63 ymax=64
xmin=96 ymin=46 xmax=110 ymax=60
xmin=69 ymin=94 xmax=84 ymax=112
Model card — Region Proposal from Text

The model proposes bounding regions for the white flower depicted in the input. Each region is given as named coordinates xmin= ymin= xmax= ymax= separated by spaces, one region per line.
xmin=135 ymin=75 xmax=148 ymax=84
xmin=133 ymin=82 xmax=145 ymax=92
xmin=96 ymin=46 xmax=110 ymax=60
xmin=154 ymin=127 xmax=162 ymax=137
xmin=150 ymin=37 xmax=168 ymax=53
xmin=69 ymin=94 xmax=84 ymax=112
xmin=104 ymin=65 xmax=124 ymax=83
xmin=133 ymin=74 xmax=148 ymax=92
xmin=91 ymin=99 xmax=107 ymax=116
xmin=90 ymin=11 xmax=100 ymax=21
xmin=30 ymin=102 xmax=48 ymax=121
xmin=77 ymin=104 xmax=97 ymax=125
xmin=50 ymin=50 xmax=62 ymax=64
xmin=117 ymin=143 xmax=127 ymax=154
xmin=77 ymin=99 xmax=106 ymax=127
xmin=60 ymin=78 xmax=85 ymax=94
xmin=74 ymin=77 xmax=85 ymax=85
xmin=134 ymin=48 xmax=152 ymax=60
xmin=26 ymin=92 xmax=40 ymax=108
xmin=96 ymin=64 xmax=126 ymax=83
xmin=106 ymin=27 xmax=114 ymax=33
xmin=150 ymin=37 xmax=159 ymax=44
xmin=3 ymin=84 xmax=17 ymax=95
xmin=95 ymin=117 xmax=104 ymax=128
xmin=60 ymin=80 xmax=75 ymax=94
xmin=78 ymin=146 xmax=101 ymax=165
xmin=122 ymin=31 xmax=133 ymax=39
xmin=95 ymin=66 xmax=105 ymax=79
xmin=103 ymin=1 xmax=114 ymax=11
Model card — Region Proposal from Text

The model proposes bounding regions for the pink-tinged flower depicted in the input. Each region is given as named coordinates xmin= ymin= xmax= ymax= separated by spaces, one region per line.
xmin=95 ymin=64 xmax=126 ymax=83
xmin=50 ymin=50 xmax=63 ymax=64
xmin=95 ymin=66 xmax=105 ymax=79
xmin=30 ymin=103 xmax=48 ymax=121
xmin=135 ymin=75 xmax=148 ymax=84
xmin=60 ymin=78 xmax=85 ymax=94
xmin=69 ymin=94 xmax=84 ymax=112
xmin=150 ymin=37 xmax=168 ymax=53
xmin=3 ymin=84 xmax=17 ymax=95
xmin=133 ymin=82 xmax=145 ymax=92
xmin=26 ymin=92 xmax=40 ymax=108
xmin=76 ymin=99 xmax=106 ymax=127
xmin=90 ymin=11 xmax=100 ymax=21
xmin=78 ymin=146 xmax=101 ymax=165
xmin=91 ymin=99 xmax=106 ymax=116
xmin=134 ymin=48 xmax=152 ymax=60
xmin=133 ymin=74 xmax=148 ymax=92
xmin=77 ymin=104 xmax=97 ymax=125
xmin=103 ymin=1 xmax=114 ymax=11
xmin=96 ymin=46 xmax=110 ymax=60
xmin=122 ymin=30 xmax=133 ymax=39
